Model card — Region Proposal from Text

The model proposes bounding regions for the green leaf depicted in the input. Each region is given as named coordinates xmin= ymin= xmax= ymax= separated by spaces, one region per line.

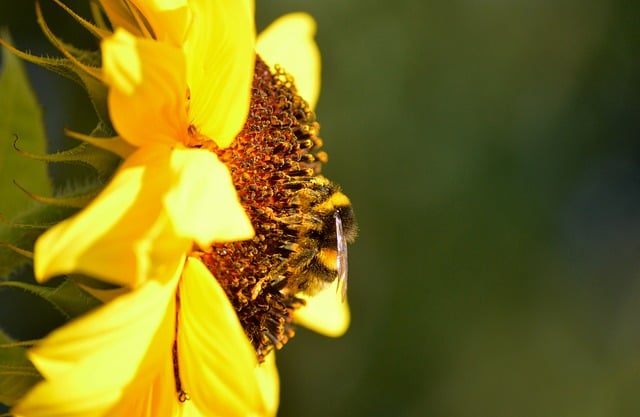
xmin=0 ymin=330 xmax=41 ymax=407
xmin=0 ymin=30 xmax=51 ymax=219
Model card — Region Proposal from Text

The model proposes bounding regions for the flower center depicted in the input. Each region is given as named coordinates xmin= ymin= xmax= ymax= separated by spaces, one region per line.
xmin=194 ymin=56 xmax=329 ymax=361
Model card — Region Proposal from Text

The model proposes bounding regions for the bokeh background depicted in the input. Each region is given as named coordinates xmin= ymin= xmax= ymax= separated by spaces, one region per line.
xmin=2 ymin=0 xmax=640 ymax=416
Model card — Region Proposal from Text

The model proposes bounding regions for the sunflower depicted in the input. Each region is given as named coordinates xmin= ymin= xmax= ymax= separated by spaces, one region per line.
xmin=10 ymin=1 xmax=349 ymax=416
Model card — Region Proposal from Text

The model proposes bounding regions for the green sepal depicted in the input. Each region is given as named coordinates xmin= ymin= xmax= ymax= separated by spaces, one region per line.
xmin=34 ymin=1 xmax=111 ymax=128
xmin=0 ymin=279 xmax=102 ymax=406
xmin=0 ymin=279 xmax=101 ymax=321
xmin=0 ymin=30 xmax=51 ymax=220
xmin=0 ymin=204 xmax=78 ymax=277
xmin=74 ymin=65 xmax=110 ymax=129
xmin=15 ymin=139 xmax=121 ymax=183
xmin=0 ymin=40 xmax=109 ymax=123
xmin=0 ymin=38 xmax=82 ymax=85
xmin=90 ymin=1 xmax=111 ymax=31
xmin=0 ymin=331 xmax=41 ymax=407
xmin=13 ymin=181 xmax=99 ymax=209
xmin=1 ymin=11 xmax=111 ymax=132
xmin=0 ymin=278 xmax=101 ymax=407
xmin=50 ymin=0 xmax=111 ymax=41
xmin=69 ymin=274 xmax=121 ymax=290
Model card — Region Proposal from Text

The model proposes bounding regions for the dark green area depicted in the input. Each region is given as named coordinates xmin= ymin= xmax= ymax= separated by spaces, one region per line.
xmin=258 ymin=1 xmax=640 ymax=416
xmin=1 ymin=0 xmax=639 ymax=415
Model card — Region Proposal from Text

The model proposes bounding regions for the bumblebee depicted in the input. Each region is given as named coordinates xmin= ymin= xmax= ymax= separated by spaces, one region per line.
xmin=271 ymin=176 xmax=357 ymax=299
xmin=201 ymin=56 xmax=357 ymax=359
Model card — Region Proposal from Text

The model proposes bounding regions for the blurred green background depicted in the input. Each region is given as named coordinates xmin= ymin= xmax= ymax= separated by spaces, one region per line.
xmin=2 ymin=0 xmax=640 ymax=416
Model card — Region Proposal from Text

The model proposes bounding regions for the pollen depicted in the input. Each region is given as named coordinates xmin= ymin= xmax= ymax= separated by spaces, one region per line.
xmin=196 ymin=56 xmax=326 ymax=361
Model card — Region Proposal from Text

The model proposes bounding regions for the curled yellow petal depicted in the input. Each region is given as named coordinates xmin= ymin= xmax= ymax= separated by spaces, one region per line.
xmin=164 ymin=147 xmax=254 ymax=247
xmin=106 ymin=355 xmax=178 ymax=417
xmin=12 ymin=271 xmax=179 ymax=417
xmin=129 ymin=0 xmax=190 ymax=46
xmin=257 ymin=13 xmax=321 ymax=110
xmin=102 ymin=28 xmax=189 ymax=147
xmin=178 ymin=257 xmax=266 ymax=416
xmin=185 ymin=0 xmax=255 ymax=147
xmin=102 ymin=29 xmax=143 ymax=95
xmin=34 ymin=145 xmax=191 ymax=288
xmin=294 ymin=278 xmax=350 ymax=337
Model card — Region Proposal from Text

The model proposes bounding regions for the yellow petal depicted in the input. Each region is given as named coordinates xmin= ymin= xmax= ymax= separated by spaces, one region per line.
xmin=102 ymin=28 xmax=189 ymax=148
xmin=294 ymin=278 xmax=350 ymax=337
xmin=164 ymin=147 xmax=254 ymax=247
xmin=35 ymin=145 xmax=191 ymax=287
xmin=12 ymin=271 xmax=179 ymax=417
xmin=256 ymin=353 xmax=279 ymax=417
xmin=257 ymin=13 xmax=321 ymax=110
xmin=106 ymin=357 xmax=178 ymax=417
xmin=129 ymin=0 xmax=190 ymax=46
xmin=185 ymin=0 xmax=255 ymax=147
xmin=178 ymin=257 xmax=266 ymax=416
xmin=106 ymin=313 xmax=178 ymax=416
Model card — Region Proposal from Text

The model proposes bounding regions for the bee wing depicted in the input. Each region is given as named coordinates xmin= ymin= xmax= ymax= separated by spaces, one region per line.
xmin=335 ymin=212 xmax=348 ymax=301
